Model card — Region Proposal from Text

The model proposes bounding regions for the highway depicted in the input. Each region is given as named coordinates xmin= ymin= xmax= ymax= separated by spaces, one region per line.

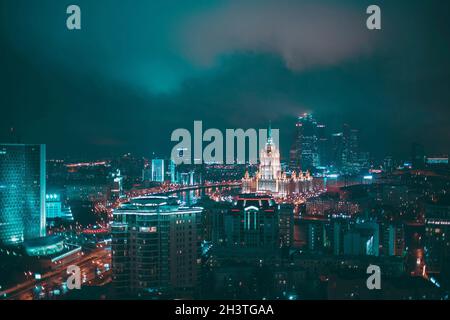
xmin=0 ymin=247 xmax=111 ymax=300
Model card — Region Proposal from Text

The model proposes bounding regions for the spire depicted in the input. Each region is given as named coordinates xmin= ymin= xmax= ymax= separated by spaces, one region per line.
xmin=267 ymin=121 xmax=273 ymax=144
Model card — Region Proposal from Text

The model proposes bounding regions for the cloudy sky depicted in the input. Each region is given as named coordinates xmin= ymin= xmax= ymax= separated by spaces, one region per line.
xmin=1 ymin=0 xmax=449 ymax=160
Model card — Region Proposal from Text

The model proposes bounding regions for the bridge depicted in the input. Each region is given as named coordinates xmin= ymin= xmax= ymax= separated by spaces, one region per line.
xmin=124 ymin=181 xmax=242 ymax=199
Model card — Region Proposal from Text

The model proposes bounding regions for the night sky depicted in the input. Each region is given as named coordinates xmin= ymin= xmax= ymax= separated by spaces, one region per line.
xmin=1 ymin=0 xmax=449 ymax=160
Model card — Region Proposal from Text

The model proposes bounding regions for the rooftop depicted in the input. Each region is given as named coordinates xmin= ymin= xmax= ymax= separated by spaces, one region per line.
xmin=114 ymin=196 xmax=203 ymax=215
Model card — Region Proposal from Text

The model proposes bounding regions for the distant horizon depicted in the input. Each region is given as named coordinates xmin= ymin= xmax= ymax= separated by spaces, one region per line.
xmin=2 ymin=0 xmax=449 ymax=162
xmin=2 ymin=116 xmax=448 ymax=162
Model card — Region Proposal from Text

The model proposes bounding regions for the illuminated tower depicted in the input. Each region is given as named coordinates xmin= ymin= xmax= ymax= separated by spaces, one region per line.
xmin=111 ymin=169 xmax=124 ymax=200
xmin=0 ymin=144 xmax=46 ymax=245
xmin=257 ymin=125 xmax=282 ymax=193
xmin=290 ymin=114 xmax=319 ymax=172
xmin=341 ymin=124 xmax=359 ymax=172
xmin=151 ymin=158 xmax=165 ymax=182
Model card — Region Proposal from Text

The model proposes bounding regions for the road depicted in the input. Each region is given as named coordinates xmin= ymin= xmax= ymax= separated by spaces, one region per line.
xmin=0 ymin=247 xmax=111 ymax=300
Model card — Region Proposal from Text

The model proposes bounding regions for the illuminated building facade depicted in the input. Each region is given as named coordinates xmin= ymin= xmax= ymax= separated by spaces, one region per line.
xmin=289 ymin=114 xmax=320 ymax=172
xmin=424 ymin=196 xmax=450 ymax=275
xmin=0 ymin=144 xmax=46 ymax=245
xmin=151 ymin=159 xmax=165 ymax=182
xmin=278 ymin=204 xmax=295 ymax=248
xmin=381 ymin=223 xmax=405 ymax=257
xmin=328 ymin=124 xmax=367 ymax=174
xmin=342 ymin=124 xmax=359 ymax=171
xmin=110 ymin=169 xmax=124 ymax=199
xmin=343 ymin=221 xmax=379 ymax=256
xmin=242 ymin=127 xmax=313 ymax=196
xmin=45 ymin=192 xmax=73 ymax=223
xmin=23 ymin=235 xmax=65 ymax=256
xmin=220 ymin=194 xmax=293 ymax=251
xmin=45 ymin=193 xmax=62 ymax=219
xmin=111 ymin=196 xmax=203 ymax=297
xmin=225 ymin=194 xmax=279 ymax=249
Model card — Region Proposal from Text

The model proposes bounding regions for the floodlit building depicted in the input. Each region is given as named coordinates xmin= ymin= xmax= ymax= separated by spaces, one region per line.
xmin=0 ymin=144 xmax=46 ymax=245
xmin=151 ymin=159 xmax=165 ymax=182
xmin=111 ymin=196 xmax=203 ymax=297
xmin=45 ymin=193 xmax=73 ymax=223
xmin=424 ymin=195 xmax=450 ymax=275
xmin=242 ymin=126 xmax=313 ymax=196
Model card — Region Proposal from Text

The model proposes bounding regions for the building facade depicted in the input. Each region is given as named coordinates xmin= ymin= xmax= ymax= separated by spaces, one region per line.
xmin=289 ymin=114 xmax=321 ymax=172
xmin=242 ymin=127 xmax=313 ymax=196
xmin=151 ymin=159 xmax=165 ymax=182
xmin=0 ymin=144 xmax=46 ymax=245
xmin=111 ymin=196 xmax=203 ymax=297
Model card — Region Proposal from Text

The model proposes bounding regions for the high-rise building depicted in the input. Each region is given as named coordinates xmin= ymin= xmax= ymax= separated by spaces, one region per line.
xmin=316 ymin=124 xmax=329 ymax=167
xmin=110 ymin=169 xmax=124 ymax=200
xmin=343 ymin=221 xmax=379 ymax=256
xmin=151 ymin=158 xmax=165 ymax=182
xmin=0 ymin=144 xmax=46 ymax=245
xmin=278 ymin=204 xmax=294 ymax=249
xmin=111 ymin=196 xmax=203 ymax=297
xmin=411 ymin=142 xmax=426 ymax=169
xmin=306 ymin=219 xmax=326 ymax=252
xmin=45 ymin=193 xmax=62 ymax=219
xmin=383 ymin=156 xmax=394 ymax=173
xmin=327 ymin=216 xmax=352 ymax=255
xmin=290 ymin=114 xmax=319 ymax=172
xmin=330 ymin=132 xmax=344 ymax=169
xmin=381 ymin=223 xmax=405 ymax=257
xmin=258 ymin=127 xmax=282 ymax=193
xmin=224 ymin=194 xmax=279 ymax=249
xmin=142 ymin=163 xmax=151 ymax=181
xmin=342 ymin=124 xmax=359 ymax=171
xmin=45 ymin=192 xmax=73 ymax=223
xmin=424 ymin=195 xmax=450 ymax=275
xmin=242 ymin=127 xmax=313 ymax=196
xmin=330 ymin=124 xmax=361 ymax=173
xmin=169 ymin=160 xmax=176 ymax=183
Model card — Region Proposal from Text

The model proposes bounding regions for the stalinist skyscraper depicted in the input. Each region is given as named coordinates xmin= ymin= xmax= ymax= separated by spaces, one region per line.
xmin=258 ymin=125 xmax=282 ymax=193
xmin=242 ymin=124 xmax=314 ymax=197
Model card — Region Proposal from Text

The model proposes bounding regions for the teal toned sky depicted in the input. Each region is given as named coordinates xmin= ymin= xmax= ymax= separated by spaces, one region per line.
xmin=1 ymin=0 xmax=449 ymax=159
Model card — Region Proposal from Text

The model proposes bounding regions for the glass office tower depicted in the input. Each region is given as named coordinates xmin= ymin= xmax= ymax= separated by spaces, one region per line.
xmin=151 ymin=158 xmax=165 ymax=182
xmin=0 ymin=144 xmax=46 ymax=245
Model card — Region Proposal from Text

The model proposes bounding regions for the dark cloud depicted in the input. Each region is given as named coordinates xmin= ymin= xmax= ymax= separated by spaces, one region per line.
xmin=181 ymin=0 xmax=376 ymax=71
xmin=0 ymin=0 xmax=449 ymax=160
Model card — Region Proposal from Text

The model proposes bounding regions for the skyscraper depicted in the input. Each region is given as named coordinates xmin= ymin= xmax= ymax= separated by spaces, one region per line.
xmin=111 ymin=196 xmax=203 ymax=297
xmin=330 ymin=124 xmax=361 ymax=173
xmin=342 ymin=124 xmax=359 ymax=171
xmin=242 ymin=127 xmax=313 ymax=196
xmin=424 ymin=195 xmax=450 ymax=275
xmin=258 ymin=126 xmax=282 ymax=193
xmin=316 ymin=124 xmax=329 ymax=167
xmin=0 ymin=144 xmax=46 ymax=245
xmin=290 ymin=114 xmax=319 ymax=172
xmin=45 ymin=193 xmax=62 ymax=219
xmin=411 ymin=142 xmax=426 ymax=169
xmin=330 ymin=132 xmax=344 ymax=169
xmin=169 ymin=159 xmax=176 ymax=183
xmin=151 ymin=158 xmax=165 ymax=182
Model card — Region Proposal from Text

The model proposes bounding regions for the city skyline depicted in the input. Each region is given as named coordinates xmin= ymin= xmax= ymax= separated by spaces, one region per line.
xmin=1 ymin=0 xmax=449 ymax=304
